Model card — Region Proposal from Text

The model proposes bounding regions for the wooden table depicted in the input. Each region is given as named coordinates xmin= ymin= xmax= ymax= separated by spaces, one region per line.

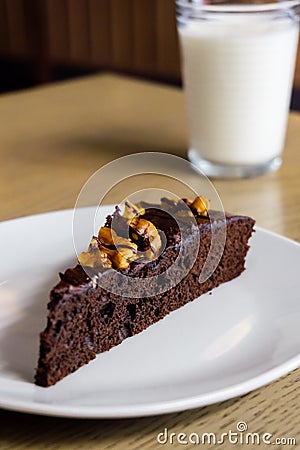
xmin=0 ymin=73 xmax=299 ymax=449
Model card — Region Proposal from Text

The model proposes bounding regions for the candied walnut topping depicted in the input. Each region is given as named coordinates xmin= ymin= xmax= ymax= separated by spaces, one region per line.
xmin=99 ymin=247 xmax=133 ymax=270
xmin=190 ymin=196 xmax=209 ymax=216
xmin=96 ymin=226 xmax=138 ymax=269
xmin=98 ymin=226 xmax=116 ymax=247
xmin=78 ymin=196 xmax=208 ymax=272
xmin=98 ymin=226 xmax=137 ymax=254
xmin=78 ymin=237 xmax=112 ymax=270
xmin=129 ymin=216 xmax=162 ymax=255
xmin=79 ymin=200 xmax=161 ymax=271
xmin=161 ymin=195 xmax=210 ymax=217
xmin=78 ymin=237 xmax=136 ymax=271
xmin=98 ymin=226 xmax=138 ymax=268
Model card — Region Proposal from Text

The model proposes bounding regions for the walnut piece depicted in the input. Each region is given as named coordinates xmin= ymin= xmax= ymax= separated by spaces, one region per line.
xmin=98 ymin=226 xmax=116 ymax=247
xmin=99 ymin=246 xmax=132 ymax=270
xmin=79 ymin=199 xmax=167 ymax=272
xmin=78 ymin=237 xmax=112 ymax=270
xmin=98 ymin=226 xmax=138 ymax=260
xmin=129 ymin=216 xmax=162 ymax=255
xmin=190 ymin=196 xmax=209 ymax=216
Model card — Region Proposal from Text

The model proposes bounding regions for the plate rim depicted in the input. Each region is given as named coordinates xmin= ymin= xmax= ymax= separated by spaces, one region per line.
xmin=1 ymin=352 xmax=300 ymax=418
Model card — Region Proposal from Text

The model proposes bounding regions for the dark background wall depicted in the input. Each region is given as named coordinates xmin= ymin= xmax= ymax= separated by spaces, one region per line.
xmin=0 ymin=0 xmax=300 ymax=109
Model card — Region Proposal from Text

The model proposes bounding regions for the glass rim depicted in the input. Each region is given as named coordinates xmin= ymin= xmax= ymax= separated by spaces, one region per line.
xmin=176 ymin=0 xmax=300 ymax=13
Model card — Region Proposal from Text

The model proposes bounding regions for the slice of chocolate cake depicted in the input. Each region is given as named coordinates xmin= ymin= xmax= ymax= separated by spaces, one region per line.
xmin=35 ymin=197 xmax=255 ymax=387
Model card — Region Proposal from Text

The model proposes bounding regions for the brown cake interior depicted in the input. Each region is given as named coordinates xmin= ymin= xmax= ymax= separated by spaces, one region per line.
xmin=35 ymin=204 xmax=255 ymax=387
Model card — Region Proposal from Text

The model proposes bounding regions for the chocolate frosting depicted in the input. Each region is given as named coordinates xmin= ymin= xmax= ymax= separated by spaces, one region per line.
xmin=57 ymin=205 xmax=248 ymax=289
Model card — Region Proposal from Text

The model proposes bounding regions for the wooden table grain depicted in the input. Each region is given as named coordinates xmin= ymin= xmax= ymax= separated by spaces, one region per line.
xmin=0 ymin=73 xmax=299 ymax=449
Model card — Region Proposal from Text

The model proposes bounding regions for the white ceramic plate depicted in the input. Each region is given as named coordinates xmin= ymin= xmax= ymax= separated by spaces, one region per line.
xmin=0 ymin=207 xmax=300 ymax=418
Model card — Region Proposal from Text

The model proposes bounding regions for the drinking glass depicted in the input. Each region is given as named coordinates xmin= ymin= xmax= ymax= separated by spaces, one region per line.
xmin=176 ymin=0 xmax=300 ymax=178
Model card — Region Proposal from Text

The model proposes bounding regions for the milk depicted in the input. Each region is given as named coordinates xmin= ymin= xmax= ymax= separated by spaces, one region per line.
xmin=179 ymin=14 xmax=299 ymax=166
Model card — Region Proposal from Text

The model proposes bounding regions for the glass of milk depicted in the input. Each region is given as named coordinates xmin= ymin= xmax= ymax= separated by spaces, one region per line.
xmin=176 ymin=0 xmax=300 ymax=178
